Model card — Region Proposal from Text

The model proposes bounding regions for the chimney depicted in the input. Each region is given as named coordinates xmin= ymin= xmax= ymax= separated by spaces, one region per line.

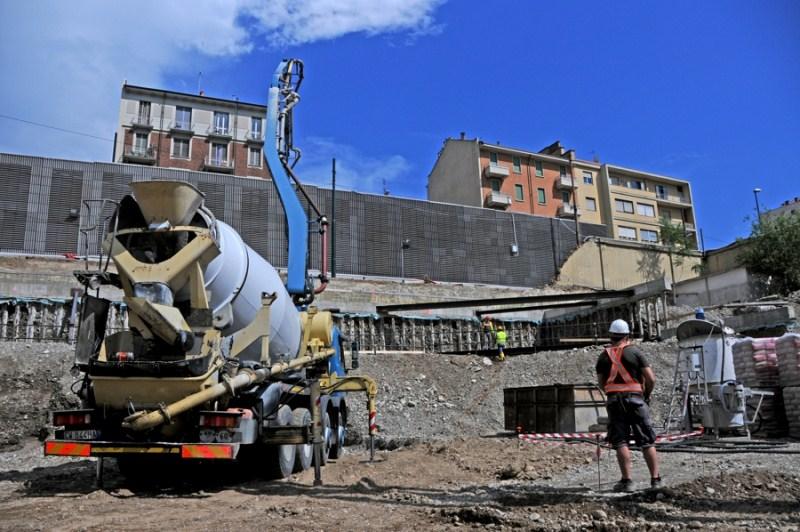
xmin=459 ymin=131 xmax=465 ymax=140
xmin=199 ymin=90 xmax=205 ymax=96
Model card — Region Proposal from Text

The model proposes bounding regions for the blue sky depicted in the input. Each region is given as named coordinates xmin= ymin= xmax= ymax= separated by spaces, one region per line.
xmin=1 ymin=1 xmax=798 ymax=249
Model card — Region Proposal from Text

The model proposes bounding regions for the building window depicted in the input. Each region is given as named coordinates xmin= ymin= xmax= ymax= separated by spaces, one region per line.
xmin=559 ymin=165 xmax=567 ymax=178
xmin=211 ymin=142 xmax=228 ymax=163
xmin=512 ymin=156 xmax=521 ymax=173
xmin=655 ymin=184 xmax=667 ymax=199
xmin=609 ymin=176 xmax=622 ymax=186
xmin=514 ymin=184 xmax=524 ymax=201
xmin=618 ymin=226 xmax=637 ymax=240
xmin=138 ymin=101 xmax=151 ymax=121
xmin=250 ymin=116 xmax=262 ymax=139
xmin=537 ymin=188 xmax=546 ymax=204
xmin=490 ymin=152 xmax=498 ymax=166
xmin=641 ymin=229 xmax=659 ymax=242
xmin=561 ymin=191 xmax=571 ymax=203
xmin=175 ymin=106 xmax=191 ymax=130
xmin=133 ymin=132 xmax=148 ymax=153
xmin=490 ymin=179 xmax=501 ymax=192
xmin=585 ymin=197 xmax=597 ymax=211
xmin=172 ymin=138 xmax=189 ymax=159
xmin=627 ymin=180 xmax=644 ymax=190
xmin=248 ymin=147 xmax=261 ymax=167
xmin=213 ymin=112 xmax=230 ymax=135
xmin=535 ymin=160 xmax=543 ymax=177
xmin=583 ymin=171 xmax=593 ymax=185
xmin=615 ymin=199 xmax=634 ymax=214
xmin=637 ymin=203 xmax=655 ymax=217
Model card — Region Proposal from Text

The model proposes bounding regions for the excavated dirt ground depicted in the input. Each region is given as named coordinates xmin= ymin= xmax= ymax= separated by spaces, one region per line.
xmin=1 ymin=341 xmax=799 ymax=531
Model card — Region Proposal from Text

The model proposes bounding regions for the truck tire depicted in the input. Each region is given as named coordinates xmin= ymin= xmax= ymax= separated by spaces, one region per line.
xmin=330 ymin=409 xmax=345 ymax=459
xmin=292 ymin=407 xmax=313 ymax=473
xmin=266 ymin=405 xmax=296 ymax=479
xmin=314 ymin=410 xmax=332 ymax=466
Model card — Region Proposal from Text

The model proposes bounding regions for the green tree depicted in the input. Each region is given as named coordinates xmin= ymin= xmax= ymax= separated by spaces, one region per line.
xmin=659 ymin=218 xmax=695 ymax=266
xmin=738 ymin=214 xmax=800 ymax=294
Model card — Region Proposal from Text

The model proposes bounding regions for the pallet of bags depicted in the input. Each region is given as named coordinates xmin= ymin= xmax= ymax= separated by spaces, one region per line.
xmin=782 ymin=385 xmax=800 ymax=439
xmin=777 ymin=333 xmax=800 ymax=388
xmin=732 ymin=337 xmax=780 ymax=387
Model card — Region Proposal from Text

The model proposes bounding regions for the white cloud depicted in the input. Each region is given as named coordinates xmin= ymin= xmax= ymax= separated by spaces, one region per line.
xmin=298 ymin=137 xmax=411 ymax=194
xmin=0 ymin=0 xmax=443 ymax=162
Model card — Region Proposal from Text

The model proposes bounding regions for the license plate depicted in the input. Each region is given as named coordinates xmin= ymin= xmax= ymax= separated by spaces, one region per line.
xmin=64 ymin=429 xmax=101 ymax=440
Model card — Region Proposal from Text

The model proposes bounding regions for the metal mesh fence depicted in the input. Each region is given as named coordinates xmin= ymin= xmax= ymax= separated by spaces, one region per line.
xmin=0 ymin=153 xmax=608 ymax=287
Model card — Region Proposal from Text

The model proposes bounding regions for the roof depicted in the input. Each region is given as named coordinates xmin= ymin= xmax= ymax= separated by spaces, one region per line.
xmin=122 ymin=84 xmax=266 ymax=111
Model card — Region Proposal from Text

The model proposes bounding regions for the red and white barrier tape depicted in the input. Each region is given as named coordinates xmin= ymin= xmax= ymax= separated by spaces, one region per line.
xmin=518 ymin=427 xmax=705 ymax=444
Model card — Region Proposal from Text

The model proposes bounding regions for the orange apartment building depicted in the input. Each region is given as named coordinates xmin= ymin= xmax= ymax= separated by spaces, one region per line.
xmin=427 ymin=135 xmax=697 ymax=247
xmin=114 ymin=85 xmax=271 ymax=179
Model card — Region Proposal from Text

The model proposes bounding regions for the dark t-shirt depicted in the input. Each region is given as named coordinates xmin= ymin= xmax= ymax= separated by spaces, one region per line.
xmin=595 ymin=344 xmax=650 ymax=385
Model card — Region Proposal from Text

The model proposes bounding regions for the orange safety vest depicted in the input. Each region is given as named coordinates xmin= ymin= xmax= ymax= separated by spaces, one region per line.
xmin=603 ymin=341 xmax=643 ymax=394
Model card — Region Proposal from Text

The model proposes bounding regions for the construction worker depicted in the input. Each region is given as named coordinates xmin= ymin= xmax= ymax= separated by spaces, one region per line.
xmin=495 ymin=325 xmax=507 ymax=361
xmin=481 ymin=316 xmax=495 ymax=350
xmin=595 ymin=319 xmax=660 ymax=492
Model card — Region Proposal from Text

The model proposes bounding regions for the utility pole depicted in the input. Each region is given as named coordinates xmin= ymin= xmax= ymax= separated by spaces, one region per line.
xmin=753 ymin=187 xmax=763 ymax=223
xmin=331 ymin=158 xmax=336 ymax=278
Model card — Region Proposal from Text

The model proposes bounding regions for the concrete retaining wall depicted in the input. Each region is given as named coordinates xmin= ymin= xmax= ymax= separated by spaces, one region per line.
xmin=673 ymin=267 xmax=768 ymax=307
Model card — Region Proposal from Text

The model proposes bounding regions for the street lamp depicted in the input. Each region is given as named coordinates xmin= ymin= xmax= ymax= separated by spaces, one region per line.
xmin=400 ymin=239 xmax=411 ymax=280
xmin=753 ymin=188 xmax=762 ymax=222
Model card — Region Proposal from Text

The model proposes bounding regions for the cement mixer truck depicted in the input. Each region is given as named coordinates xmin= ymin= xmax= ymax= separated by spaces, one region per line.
xmin=43 ymin=59 xmax=378 ymax=485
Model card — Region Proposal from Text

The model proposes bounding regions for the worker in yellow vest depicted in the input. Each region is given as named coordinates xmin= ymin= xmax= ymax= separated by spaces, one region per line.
xmin=495 ymin=325 xmax=507 ymax=361
xmin=596 ymin=319 xmax=660 ymax=492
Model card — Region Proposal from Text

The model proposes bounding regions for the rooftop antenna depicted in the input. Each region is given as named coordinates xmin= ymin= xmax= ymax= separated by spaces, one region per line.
xmin=383 ymin=179 xmax=390 ymax=196
xmin=197 ymin=71 xmax=203 ymax=95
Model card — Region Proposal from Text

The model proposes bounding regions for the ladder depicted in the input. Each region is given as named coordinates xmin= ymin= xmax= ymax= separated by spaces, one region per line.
xmin=664 ymin=343 xmax=710 ymax=434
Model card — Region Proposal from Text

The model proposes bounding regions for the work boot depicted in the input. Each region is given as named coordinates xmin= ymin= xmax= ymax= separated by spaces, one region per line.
xmin=650 ymin=477 xmax=663 ymax=489
xmin=613 ymin=478 xmax=635 ymax=493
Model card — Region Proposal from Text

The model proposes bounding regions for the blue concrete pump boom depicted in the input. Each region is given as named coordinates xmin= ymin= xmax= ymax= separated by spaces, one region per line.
xmin=264 ymin=59 xmax=328 ymax=304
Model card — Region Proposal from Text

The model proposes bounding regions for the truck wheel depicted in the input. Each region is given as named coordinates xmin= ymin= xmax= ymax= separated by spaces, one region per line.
xmin=330 ymin=409 xmax=345 ymax=459
xmin=314 ymin=411 xmax=332 ymax=466
xmin=266 ymin=405 xmax=296 ymax=479
xmin=292 ymin=407 xmax=313 ymax=473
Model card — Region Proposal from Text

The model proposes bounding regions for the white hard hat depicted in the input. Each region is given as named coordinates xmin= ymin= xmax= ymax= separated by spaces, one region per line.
xmin=609 ymin=319 xmax=630 ymax=335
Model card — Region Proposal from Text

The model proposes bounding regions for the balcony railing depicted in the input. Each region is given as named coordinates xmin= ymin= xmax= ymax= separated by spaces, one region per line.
xmin=245 ymin=130 xmax=264 ymax=143
xmin=484 ymin=164 xmax=510 ymax=179
xmin=557 ymin=203 xmax=581 ymax=218
xmin=485 ymin=191 xmax=512 ymax=209
xmin=556 ymin=175 xmax=576 ymax=188
xmin=207 ymin=125 xmax=232 ymax=138
xmin=122 ymin=145 xmax=156 ymax=164
xmin=130 ymin=116 xmax=153 ymax=129
xmin=203 ymin=156 xmax=234 ymax=172
xmin=170 ymin=121 xmax=193 ymax=134
xmin=656 ymin=192 xmax=690 ymax=205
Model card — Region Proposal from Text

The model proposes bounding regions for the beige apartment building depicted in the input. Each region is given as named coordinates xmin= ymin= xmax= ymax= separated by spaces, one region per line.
xmin=428 ymin=136 xmax=697 ymax=248
xmin=114 ymin=85 xmax=271 ymax=179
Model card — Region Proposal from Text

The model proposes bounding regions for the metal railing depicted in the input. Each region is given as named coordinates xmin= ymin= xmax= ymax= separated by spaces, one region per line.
xmin=204 ymin=156 xmax=233 ymax=169
xmin=656 ymin=192 xmax=690 ymax=204
xmin=207 ymin=125 xmax=231 ymax=136
xmin=124 ymin=145 xmax=156 ymax=159
xmin=170 ymin=121 xmax=193 ymax=132
xmin=246 ymin=130 xmax=263 ymax=141
xmin=131 ymin=115 xmax=152 ymax=127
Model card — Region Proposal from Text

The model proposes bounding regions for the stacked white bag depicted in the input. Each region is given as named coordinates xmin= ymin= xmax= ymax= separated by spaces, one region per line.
xmin=732 ymin=337 xmax=786 ymax=437
xmin=732 ymin=337 xmax=780 ymax=387
xmin=777 ymin=333 xmax=800 ymax=438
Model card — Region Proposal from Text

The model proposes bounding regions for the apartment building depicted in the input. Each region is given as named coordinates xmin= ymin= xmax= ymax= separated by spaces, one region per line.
xmin=598 ymin=164 xmax=697 ymax=247
xmin=114 ymin=85 xmax=270 ymax=179
xmin=427 ymin=136 xmax=697 ymax=247
xmin=763 ymin=196 xmax=800 ymax=221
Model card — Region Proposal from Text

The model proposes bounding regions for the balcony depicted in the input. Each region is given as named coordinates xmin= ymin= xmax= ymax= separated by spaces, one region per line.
xmin=207 ymin=125 xmax=232 ymax=139
xmin=245 ymin=130 xmax=264 ymax=144
xmin=169 ymin=121 xmax=193 ymax=135
xmin=556 ymin=175 xmax=576 ymax=188
xmin=683 ymin=222 xmax=696 ymax=232
xmin=655 ymin=192 xmax=690 ymax=206
xmin=122 ymin=145 xmax=156 ymax=164
xmin=485 ymin=191 xmax=512 ymax=209
xmin=484 ymin=163 xmax=510 ymax=179
xmin=557 ymin=203 xmax=581 ymax=218
xmin=203 ymin=156 xmax=234 ymax=173
xmin=130 ymin=116 xmax=153 ymax=130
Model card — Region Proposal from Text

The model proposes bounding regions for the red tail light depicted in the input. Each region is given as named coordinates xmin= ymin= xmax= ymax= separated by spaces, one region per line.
xmin=52 ymin=410 xmax=92 ymax=427
xmin=198 ymin=411 xmax=241 ymax=428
